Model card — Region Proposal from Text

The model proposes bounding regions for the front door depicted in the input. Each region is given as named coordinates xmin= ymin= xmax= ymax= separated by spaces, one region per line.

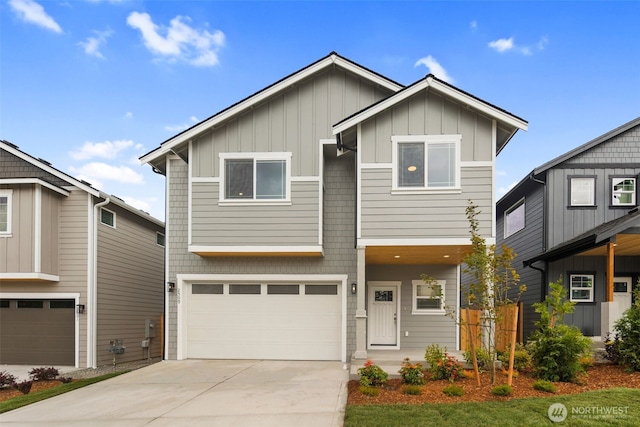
xmin=368 ymin=282 xmax=400 ymax=348
xmin=613 ymin=277 xmax=633 ymax=315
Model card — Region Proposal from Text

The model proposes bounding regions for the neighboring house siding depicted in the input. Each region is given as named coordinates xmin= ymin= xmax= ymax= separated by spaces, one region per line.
xmin=191 ymin=180 xmax=319 ymax=246
xmin=361 ymin=167 xmax=493 ymax=239
xmin=0 ymin=149 xmax=69 ymax=187
xmin=0 ymin=184 xmax=35 ymax=273
xmin=96 ymin=204 xmax=165 ymax=366
xmin=167 ymin=152 xmax=358 ymax=359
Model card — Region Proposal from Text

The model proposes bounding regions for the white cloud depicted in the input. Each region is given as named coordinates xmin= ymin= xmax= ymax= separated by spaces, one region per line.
xmin=121 ymin=196 xmax=153 ymax=213
xmin=489 ymin=36 xmax=548 ymax=55
xmin=69 ymin=140 xmax=134 ymax=160
xmin=498 ymin=181 xmax=518 ymax=197
xmin=164 ymin=116 xmax=198 ymax=132
xmin=126 ymin=12 xmax=225 ymax=67
xmin=414 ymin=55 xmax=454 ymax=84
xmin=69 ymin=162 xmax=145 ymax=185
xmin=496 ymin=169 xmax=507 ymax=177
xmin=470 ymin=20 xmax=477 ymax=31
xmin=8 ymin=0 xmax=62 ymax=33
xmin=124 ymin=112 xmax=133 ymax=119
xmin=488 ymin=37 xmax=514 ymax=53
xmin=78 ymin=29 xmax=113 ymax=59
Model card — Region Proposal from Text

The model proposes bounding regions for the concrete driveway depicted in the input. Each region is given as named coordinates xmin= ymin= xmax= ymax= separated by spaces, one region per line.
xmin=0 ymin=360 xmax=349 ymax=426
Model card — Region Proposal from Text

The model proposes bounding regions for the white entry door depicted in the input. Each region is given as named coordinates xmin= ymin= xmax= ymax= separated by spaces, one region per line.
xmin=368 ymin=282 xmax=400 ymax=348
xmin=613 ymin=277 xmax=633 ymax=314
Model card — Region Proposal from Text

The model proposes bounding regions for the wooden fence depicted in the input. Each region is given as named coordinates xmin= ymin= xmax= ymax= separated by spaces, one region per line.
xmin=460 ymin=302 xmax=523 ymax=352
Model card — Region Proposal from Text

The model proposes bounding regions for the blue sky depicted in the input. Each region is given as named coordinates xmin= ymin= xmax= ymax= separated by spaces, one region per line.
xmin=1 ymin=0 xmax=639 ymax=221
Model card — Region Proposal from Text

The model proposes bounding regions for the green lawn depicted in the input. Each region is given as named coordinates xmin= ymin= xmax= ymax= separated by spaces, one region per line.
xmin=345 ymin=388 xmax=640 ymax=426
xmin=0 ymin=372 xmax=126 ymax=414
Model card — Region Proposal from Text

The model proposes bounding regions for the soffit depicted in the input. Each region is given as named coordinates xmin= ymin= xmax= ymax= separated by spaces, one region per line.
xmin=366 ymin=245 xmax=472 ymax=265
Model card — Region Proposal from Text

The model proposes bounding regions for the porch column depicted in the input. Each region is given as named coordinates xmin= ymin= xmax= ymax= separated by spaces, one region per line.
xmin=353 ymin=246 xmax=367 ymax=359
xmin=601 ymin=241 xmax=617 ymax=340
xmin=606 ymin=242 xmax=615 ymax=302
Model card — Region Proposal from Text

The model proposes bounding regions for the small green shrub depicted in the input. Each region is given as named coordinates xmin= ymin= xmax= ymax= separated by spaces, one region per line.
xmin=529 ymin=323 xmax=591 ymax=382
xmin=491 ymin=384 xmax=512 ymax=396
xmin=398 ymin=358 xmax=426 ymax=385
xmin=14 ymin=380 xmax=32 ymax=395
xmin=613 ymin=291 xmax=640 ymax=371
xmin=462 ymin=347 xmax=492 ymax=370
xmin=424 ymin=344 xmax=464 ymax=382
xmin=533 ymin=379 xmax=557 ymax=393
xmin=0 ymin=371 xmax=17 ymax=388
xmin=604 ymin=333 xmax=623 ymax=364
xmin=359 ymin=385 xmax=380 ymax=397
xmin=357 ymin=360 xmax=388 ymax=387
xmin=498 ymin=343 xmax=533 ymax=372
xmin=28 ymin=367 xmax=60 ymax=381
xmin=442 ymin=384 xmax=464 ymax=397
xmin=424 ymin=344 xmax=446 ymax=368
xmin=402 ymin=385 xmax=422 ymax=395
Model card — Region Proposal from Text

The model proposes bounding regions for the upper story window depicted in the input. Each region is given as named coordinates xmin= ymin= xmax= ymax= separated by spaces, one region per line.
xmin=392 ymin=135 xmax=461 ymax=192
xmin=504 ymin=198 xmax=525 ymax=238
xmin=569 ymin=274 xmax=594 ymax=302
xmin=156 ymin=232 xmax=165 ymax=247
xmin=611 ymin=177 xmax=636 ymax=206
xmin=221 ymin=153 xmax=291 ymax=202
xmin=100 ymin=207 xmax=116 ymax=228
xmin=412 ymin=279 xmax=445 ymax=314
xmin=569 ymin=176 xmax=595 ymax=207
xmin=0 ymin=190 xmax=13 ymax=235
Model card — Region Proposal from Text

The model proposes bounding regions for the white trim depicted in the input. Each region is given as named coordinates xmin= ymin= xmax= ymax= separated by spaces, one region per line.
xmin=491 ymin=119 xmax=497 ymax=239
xmin=140 ymin=54 xmax=402 ymax=165
xmin=0 ymin=178 xmax=70 ymax=196
xmin=367 ymin=281 xmax=401 ymax=350
xmin=0 ymin=292 xmax=81 ymax=368
xmin=461 ymin=161 xmax=493 ymax=168
xmin=217 ymin=200 xmax=292 ymax=207
xmin=456 ymin=264 xmax=461 ymax=351
xmin=0 ymin=272 xmax=60 ymax=281
xmin=99 ymin=207 xmax=116 ymax=228
xmin=86 ymin=194 xmax=93 ymax=368
xmin=188 ymin=245 xmax=324 ymax=254
xmin=188 ymin=141 xmax=193 ymax=246
xmin=290 ymin=176 xmax=321 ymax=182
xmin=357 ymin=124 xmax=362 ymax=239
xmin=191 ymin=177 xmax=220 ymax=183
xmin=176 ymin=273 xmax=348 ymax=362
xmin=569 ymin=274 xmax=595 ymax=303
xmin=361 ymin=163 xmax=392 ymax=169
xmin=358 ymin=237 xmax=487 ymax=246
xmin=90 ymin=196 xmax=110 ymax=368
xmin=219 ymin=152 xmax=292 ymax=202
xmin=34 ymin=184 xmax=41 ymax=273
xmin=164 ymin=155 xmax=171 ymax=360
xmin=0 ymin=189 xmax=13 ymax=235
xmin=411 ymin=279 xmax=446 ymax=315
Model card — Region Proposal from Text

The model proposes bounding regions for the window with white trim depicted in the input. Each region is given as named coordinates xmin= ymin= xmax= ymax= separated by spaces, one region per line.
xmin=221 ymin=153 xmax=291 ymax=201
xmin=569 ymin=177 xmax=595 ymax=206
xmin=569 ymin=274 xmax=594 ymax=302
xmin=611 ymin=177 xmax=636 ymax=206
xmin=156 ymin=232 xmax=165 ymax=247
xmin=0 ymin=189 xmax=12 ymax=234
xmin=393 ymin=135 xmax=460 ymax=191
xmin=412 ymin=279 xmax=445 ymax=314
xmin=504 ymin=198 xmax=525 ymax=238
xmin=100 ymin=207 xmax=116 ymax=228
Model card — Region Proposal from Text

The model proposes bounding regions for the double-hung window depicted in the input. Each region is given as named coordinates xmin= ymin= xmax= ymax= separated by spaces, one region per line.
xmin=221 ymin=153 xmax=291 ymax=202
xmin=504 ymin=198 xmax=525 ymax=238
xmin=569 ymin=274 xmax=594 ymax=302
xmin=412 ymin=279 xmax=445 ymax=314
xmin=611 ymin=177 xmax=636 ymax=206
xmin=393 ymin=135 xmax=461 ymax=192
xmin=0 ymin=189 xmax=12 ymax=235
xmin=569 ymin=176 xmax=595 ymax=207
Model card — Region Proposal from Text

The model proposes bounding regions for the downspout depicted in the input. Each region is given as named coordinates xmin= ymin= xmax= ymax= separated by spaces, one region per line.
xmin=89 ymin=196 xmax=110 ymax=368
xmin=526 ymin=171 xmax=548 ymax=311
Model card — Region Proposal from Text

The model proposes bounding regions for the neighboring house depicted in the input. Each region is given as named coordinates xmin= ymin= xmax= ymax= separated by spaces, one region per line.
xmin=141 ymin=52 xmax=527 ymax=362
xmin=497 ymin=117 xmax=640 ymax=341
xmin=0 ymin=141 xmax=165 ymax=368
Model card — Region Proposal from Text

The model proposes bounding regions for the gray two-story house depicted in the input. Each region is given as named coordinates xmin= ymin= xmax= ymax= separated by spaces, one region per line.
xmin=497 ymin=117 xmax=640 ymax=341
xmin=0 ymin=141 xmax=165 ymax=368
xmin=141 ymin=52 xmax=527 ymax=362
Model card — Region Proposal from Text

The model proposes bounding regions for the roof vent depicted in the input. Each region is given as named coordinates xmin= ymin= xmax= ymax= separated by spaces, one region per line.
xmin=80 ymin=179 xmax=93 ymax=187
xmin=111 ymin=194 xmax=124 ymax=202
xmin=38 ymin=158 xmax=51 ymax=166
xmin=1 ymin=140 xmax=19 ymax=149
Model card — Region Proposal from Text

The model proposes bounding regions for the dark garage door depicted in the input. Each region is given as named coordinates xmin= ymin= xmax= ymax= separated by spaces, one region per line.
xmin=0 ymin=299 xmax=75 ymax=365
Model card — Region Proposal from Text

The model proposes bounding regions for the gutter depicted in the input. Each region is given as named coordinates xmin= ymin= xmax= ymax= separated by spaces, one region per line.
xmin=89 ymin=196 xmax=110 ymax=368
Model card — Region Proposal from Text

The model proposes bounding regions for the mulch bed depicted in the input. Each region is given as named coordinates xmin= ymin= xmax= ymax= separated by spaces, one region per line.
xmin=0 ymin=380 xmax=66 ymax=402
xmin=348 ymin=364 xmax=640 ymax=405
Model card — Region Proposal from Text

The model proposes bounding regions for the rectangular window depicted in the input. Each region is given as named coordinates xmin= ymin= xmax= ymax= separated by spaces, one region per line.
xmin=393 ymin=135 xmax=460 ymax=191
xmin=0 ymin=189 xmax=12 ymax=234
xmin=192 ymin=284 xmax=224 ymax=294
xmin=49 ymin=300 xmax=75 ymax=309
xmin=504 ymin=199 xmax=525 ymax=238
xmin=569 ymin=177 xmax=595 ymax=206
xmin=570 ymin=274 xmax=594 ymax=302
xmin=412 ymin=279 xmax=445 ymax=314
xmin=305 ymin=284 xmax=338 ymax=295
xmin=267 ymin=284 xmax=299 ymax=295
xmin=100 ymin=207 xmax=116 ymax=227
xmin=229 ymin=284 xmax=261 ymax=295
xmin=222 ymin=153 xmax=290 ymax=201
xmin=17 ymin=300 xmax=44 ymax=308
xmin=0 ymin=300 xmax=10 ymax=308
xmin=156 ymin=232 xmax=165 ymax=247
xmin=612 ymin=177 xmax=636 ymax=206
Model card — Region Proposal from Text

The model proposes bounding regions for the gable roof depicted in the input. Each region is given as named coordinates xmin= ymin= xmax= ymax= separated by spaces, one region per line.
xmin=140 ymin=52 xmax=404 ymax=166
xmin=332 ymin=74 xmax=528 ymax=154
xmin=533 ymin=116 xmax=640 ymax=175
xmin=1 ymin=140 xmax=164 ymax=227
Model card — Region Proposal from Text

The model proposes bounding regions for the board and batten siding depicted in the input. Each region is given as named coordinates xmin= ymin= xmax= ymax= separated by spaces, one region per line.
xmin=191 ymin=180 xmax=319 ymax=246
xmin=39 ymin=186 xmax=60 ymax=276
xmin=190 ymin=67 xmax=395 ymax=178
xmin=96 ymin=203 xmax=165 ymax=366
xmin=360 ymin=167 xmax=493 ymax=239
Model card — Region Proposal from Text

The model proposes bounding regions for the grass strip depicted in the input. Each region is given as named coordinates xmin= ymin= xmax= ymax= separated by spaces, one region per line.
xmin=345 ymin=388 xmax=640 ymax=427
xmin=0 ymin=372 xmax=127 ymax=414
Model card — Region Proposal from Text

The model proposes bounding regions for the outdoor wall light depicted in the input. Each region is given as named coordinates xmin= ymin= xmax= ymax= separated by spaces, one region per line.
xmin=351 ymin=282 xmax=357 ymax=294
xmin=167 ymin=281 xmax=176 ymax=292
xmin=76 ymin=304 xmax=85 ymax=314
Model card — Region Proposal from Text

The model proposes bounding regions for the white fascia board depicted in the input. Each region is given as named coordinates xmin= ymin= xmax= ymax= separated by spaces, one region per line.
xmin=101 ymin=191 xmax=164 ymax=227
xmin=0 ymin=273 xmax=60 ymax=281
xmin=0 ymin=178 xmax=70 ymax=196
xmin=189 ymin=245 xmax=324 ymax=254
xmin=358 ymin=237 xmax=496 ymax=246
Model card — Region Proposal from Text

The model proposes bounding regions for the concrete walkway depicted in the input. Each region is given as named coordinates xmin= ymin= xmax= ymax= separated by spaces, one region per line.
xmin=0 ymin=360 xmax=349 ymax=427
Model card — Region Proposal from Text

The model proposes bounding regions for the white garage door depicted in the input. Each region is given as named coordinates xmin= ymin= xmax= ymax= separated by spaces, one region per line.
xmin=185 ymin=282 xmax=342 ymax=360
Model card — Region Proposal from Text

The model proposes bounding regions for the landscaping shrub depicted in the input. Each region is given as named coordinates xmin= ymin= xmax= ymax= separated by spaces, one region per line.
xmin=533 ymin=379 xmax=557 ymax=393
xmin=359 ymin=385 xmax=380 ymax=397
xmin=442 ymin=384 xmax=464 ymax=397
xmin=398 ymin=358 xmax=426 ymax=385
xmin=0 ymin=371 xmax=17 ymax=389
xmin=491 ymin=384 xmax=512 ymax=396
xmin=357 ymin=360 xmax=388 ymax=387
xmin=424 ymin=344 xmax=445 ymax=368
xmin=498 ymin=343 xmax=532 ymax=372
xmin=14 ymin=380 xmax=32 ymax=395
xmin=29 ymin=367 xmax=60 ymax=381
xmin=604 ymin=333 xmax=623 ymax=364
xmin=401 ymin=385 xmax=422 ymax=395
xmin=59 ymin=376 xmax=73 ymax=384
xmin=463 ymin=347 xmax=492 ymax=371
xmin=424 ymin=344 xmax=464 ymax=382
xmin=612 ymin=290 xmax=640 ymax=371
